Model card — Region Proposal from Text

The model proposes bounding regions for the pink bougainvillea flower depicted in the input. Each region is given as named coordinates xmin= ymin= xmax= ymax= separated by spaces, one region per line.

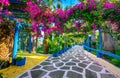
xmin=66 ymin=9 xmax=71 ymax=15
xmin=91 ymin=0 xmax=94 ymax=3
xmin=0 ymin=7 xmax=2 ymax=11
xmin=0 ymin=0 xmax=9 ymax=21
xmin=88 ymin=1 xmax=96 ymax=10
xmin=0 ymin=0 xmax=9 ymax=6
xmin=55 ymin=9 xmax=66 ymax=20
xmin=117 ymin=8 xmax=120 ymax=13
xmin=74 ymin=21 xmax=79 ymax=29
xmin=51 ymin=26 xmax=58 ymax=31
xmin=26 ymin=1 xmax=42 ymax=20
xmin=76 ymin=3 xmax=83 ymax=10
xmin=0 ymin=18 xmax=3 ymax=23
xmin=103 ymin=3 xmax=116 ymax=9
xmin=92 ymin=24 xmax=98 ymax=29
xmin=55 ymin=20 xmax=61 ymax=26
xmin=4 ymin=9 xmax=9 ymax=16
xmin=116 ymin=30 xmax=120 ymax=32
xmin=66 ymin=8 xmax=75 ymax=16
xmin=111 ymin=21 xmax=117 ymax=24
xmin=88 ymin=4 xmax=96 ymax=9
xmin=46 ymin=28 xmax=51 ymax=34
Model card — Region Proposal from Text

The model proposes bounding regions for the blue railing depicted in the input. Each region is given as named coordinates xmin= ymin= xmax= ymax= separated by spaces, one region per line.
xmin=83 ymin=45 xmax=120 ymax=60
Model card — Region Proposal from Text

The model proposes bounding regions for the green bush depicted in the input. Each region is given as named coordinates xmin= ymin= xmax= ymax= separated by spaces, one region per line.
xmin=36 ymin=45 xmax=43 ymax=53
xmin=16 ymin=57 xmax=23 ymax=61
xmin=91 ymin=51 xmax=96 ymax=55
xmin=116 ymin=49 xmax=120 ymax=56
xmin=111 ymin=59 xmax=120 ymax=67
xmin=48 ymin=38 xmax=58 ymax=54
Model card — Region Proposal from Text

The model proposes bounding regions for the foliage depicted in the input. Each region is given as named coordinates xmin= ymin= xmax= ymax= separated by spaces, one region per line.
xmin=116 ymin=49 xmax=120 ymax=56
xmin=48 ymin=37 xmax=58 ymax=54
xmin=15 ymin=50 xmax=25 ymax=60
xmin=111 ymin=59 xmax=120 ymax=67
xmin=15 ymin=57 xmax=23 ymax=61
xmin=36 ymin=45 xmax=43 ymax=53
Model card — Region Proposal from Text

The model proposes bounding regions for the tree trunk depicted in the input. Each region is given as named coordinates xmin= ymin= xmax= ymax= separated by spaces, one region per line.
xmin=32 ymin=36 xmax=36 ymax=53
xmin=43 ymin=32 xmax=49 ymax=54
xmin=36 ymin=36 xmax=38 ymax=49
xmin=43 ymin=38 xmax=48 ymax=54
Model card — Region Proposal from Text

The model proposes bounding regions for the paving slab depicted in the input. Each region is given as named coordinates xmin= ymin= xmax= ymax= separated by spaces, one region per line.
xmin=17 ymin=45 xmax=118 ymax=78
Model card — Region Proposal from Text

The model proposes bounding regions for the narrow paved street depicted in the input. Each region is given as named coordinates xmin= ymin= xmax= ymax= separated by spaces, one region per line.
xmin=17 ymin=45 xmax=118 ymax=78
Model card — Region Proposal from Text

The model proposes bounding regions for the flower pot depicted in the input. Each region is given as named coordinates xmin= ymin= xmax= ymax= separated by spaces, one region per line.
xmin=66 ymin=48 xmax=69 ymax=50
xmin=64 ymin=48 xmax=67 ymax=52
xmin=68 ymin=47 xmax=71 ymax=49
xmin=59 ymin=50 xmax=63 ymax=55
xmin=16 ymin=57 xmax=26 ymax=66
xmin=61 ymin=50 xmax=65 ymax=53
xmin=53 ymin=52 xmax=59 ymax=57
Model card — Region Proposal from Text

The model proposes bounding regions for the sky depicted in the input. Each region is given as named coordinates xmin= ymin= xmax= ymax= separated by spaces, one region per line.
xmin=52 ymin=0 xmax=80 ymax=10
xmin=61 ymin=0 xmax=80 ymax=9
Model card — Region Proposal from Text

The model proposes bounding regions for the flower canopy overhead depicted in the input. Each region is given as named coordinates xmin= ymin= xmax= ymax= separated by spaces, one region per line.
xmin=0 ymin=0 xmax=120 ymax=35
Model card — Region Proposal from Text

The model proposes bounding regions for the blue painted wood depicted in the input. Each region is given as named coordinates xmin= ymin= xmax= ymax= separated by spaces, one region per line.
xmin=97 ymin=28 xmax=102 ymax=58
xmin=12 ymin=22 xmax=20 ymax=59
xmin=83 ymin=45 xmax=98 ymax=52
xmin=87 ymin=36 xmax=91 ymax=52
xmin=16 ymin=57 xmax=26 ymax=66
xmin=83 ymin=45 xmax=120 ymax=60
xmin=1 ymin=10 xmax=31 ymax=25
xmin=2 ymin=9 xmax=33 ymax=53
xmin=99 ymin=51 xmax=120 ymax=60
xmin=53 ymin=52 xmax=59 ymax=57
xmin=98 ymin=28 xmax=103 ymax=50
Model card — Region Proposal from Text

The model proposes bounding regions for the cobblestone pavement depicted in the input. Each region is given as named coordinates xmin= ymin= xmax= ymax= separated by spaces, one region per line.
xmin=17 ymin=45 xmax=118 ymax=78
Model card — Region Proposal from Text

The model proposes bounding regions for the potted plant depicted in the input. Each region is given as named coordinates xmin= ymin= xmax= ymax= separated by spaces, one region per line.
xmin=48 ymin=37 xmax=59 ymax=57
xmin=59 ymin=50 xmax=63 ymax=55
xmin=52 ymin=45 xmax=59 ymax=57
xmin=53 ymin=52 xmax=59 ymax=57
xmin=12 ymin=50 xmax=26 ymax=66
xmin=15 ymin=56 xmax=26 ymax=66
